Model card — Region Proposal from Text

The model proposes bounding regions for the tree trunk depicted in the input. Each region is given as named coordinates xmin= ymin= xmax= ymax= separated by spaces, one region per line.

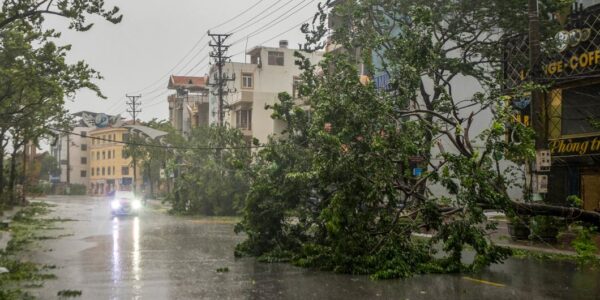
xmin=0 ymin=145 xmax=4 ymax=205
xmin=21 ymin=143 xmax=27 ymax=205
xmin=148 ymin=163 xmax=154 ymax=198
xmin=8 ymin=148 xmax=18 ymax=205
xmin=510 ymin=201 xmax=600 ymax=227
xmin=438 ymin=200 xmax=600 ymax=227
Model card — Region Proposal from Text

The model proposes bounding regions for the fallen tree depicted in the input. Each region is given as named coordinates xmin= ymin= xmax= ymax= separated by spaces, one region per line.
xmin=235 ymin=0 xmax=595 ymax=279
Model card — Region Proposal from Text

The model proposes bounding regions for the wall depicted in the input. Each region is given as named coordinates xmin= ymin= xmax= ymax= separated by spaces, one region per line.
xmin=209 ymin=47 xmax=323 ymax=145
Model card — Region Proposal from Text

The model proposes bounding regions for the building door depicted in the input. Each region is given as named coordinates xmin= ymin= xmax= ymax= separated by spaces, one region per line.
xmin=581 ymin=173 xmax=600 ymax=211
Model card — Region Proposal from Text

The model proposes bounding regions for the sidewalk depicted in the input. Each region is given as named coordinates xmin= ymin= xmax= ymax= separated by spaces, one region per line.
xmin=490 ymin=216 xmax=600 ymax=259
xmin=0 ymin=206 xmax=23 ymax=252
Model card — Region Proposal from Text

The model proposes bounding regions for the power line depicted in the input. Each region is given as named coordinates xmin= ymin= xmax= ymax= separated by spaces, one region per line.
xmin=230 ymin=0 xmax=315 ymax=46
xmin=230 ymin=16 xmax=313 ymax=58
xmin=184 ymin=54 xmax=210 ymax=75
xmin=208 ymin=32 xmax=235 ymax=127
xmin=126 ymin=95 xmax=142 ymax=124
xmin=210 ymin=0 xmax=271 ymax=31
xmin=129 ymin=0 xmax=274 ymax=94
xmin=129 ymin=35 xmax=208 ymax=94
xmin=49 ymin=127 xmax=266 ymax=151
xmin=225 ymin=0 xmax=295 ymax=34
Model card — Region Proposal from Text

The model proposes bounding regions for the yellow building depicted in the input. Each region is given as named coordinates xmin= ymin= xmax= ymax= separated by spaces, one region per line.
xmin=89 ymin=127 xmax=141 ymax=195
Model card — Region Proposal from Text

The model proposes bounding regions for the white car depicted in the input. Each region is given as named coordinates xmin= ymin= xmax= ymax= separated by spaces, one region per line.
xmin=110 ymin=191 xmax=142 ymax=216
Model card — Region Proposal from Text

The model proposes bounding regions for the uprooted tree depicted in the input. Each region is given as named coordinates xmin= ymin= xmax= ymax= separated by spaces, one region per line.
xmin=235 ymin=0 xmax=600 ymax=279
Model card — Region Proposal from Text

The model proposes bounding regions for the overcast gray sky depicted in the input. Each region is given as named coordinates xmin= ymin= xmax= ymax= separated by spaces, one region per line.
xmin=46 ymin=0 xmax=320 ymax=122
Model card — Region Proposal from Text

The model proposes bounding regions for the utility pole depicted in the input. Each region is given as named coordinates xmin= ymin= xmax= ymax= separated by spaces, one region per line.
xmin=528 ymin=0 xmax=545 ymax=150
xmin=529 ymin=0 xmax=551 ymax=198
xmin=208 ymin=31 xmax=235 ymax=126
xmin=66 ymin=133 xmax=71 ymax=194
xmin=126 ymin=94 xmax=142 ymax=194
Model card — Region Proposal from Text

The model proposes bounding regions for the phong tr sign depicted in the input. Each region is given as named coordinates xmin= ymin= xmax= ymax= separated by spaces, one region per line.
xmin=549 ymin=136 xmax=600 ymax=156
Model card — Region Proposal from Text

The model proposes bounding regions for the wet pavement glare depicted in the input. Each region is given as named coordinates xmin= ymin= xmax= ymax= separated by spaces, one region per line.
xmin=23 ymin=196 xmax=600 ymax=299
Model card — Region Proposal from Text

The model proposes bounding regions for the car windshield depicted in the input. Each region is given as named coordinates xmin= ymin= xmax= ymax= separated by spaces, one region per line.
xmin=114 ymin=191 xmax=135 ymax=199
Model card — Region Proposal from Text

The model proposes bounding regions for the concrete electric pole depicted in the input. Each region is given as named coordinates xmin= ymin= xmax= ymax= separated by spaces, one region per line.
xmin=528 ymin=0 xmax=545 ymax=150
xmin=208 ymin=31 xmax=235 ymax=127
xmin=126 ymin=94 xmax=142 ymax=194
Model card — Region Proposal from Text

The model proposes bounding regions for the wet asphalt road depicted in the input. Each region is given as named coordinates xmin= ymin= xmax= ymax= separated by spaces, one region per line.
xmin=23 ymin=196 xmax=600 ymax=300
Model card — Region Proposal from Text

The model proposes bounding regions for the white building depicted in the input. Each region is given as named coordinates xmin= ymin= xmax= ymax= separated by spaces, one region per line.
xmin=50 ymin=126 xmax=91 ymax=186
xmin=167 ymin=75 xmax=210 ymax=137
xmin=209 ymin=41 xmax=324 ymax=144
xmin=50 ymin=112 xmax=125 ymax=188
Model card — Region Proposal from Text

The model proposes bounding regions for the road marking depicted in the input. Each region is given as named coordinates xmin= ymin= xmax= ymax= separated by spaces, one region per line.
xmin=462 ymin=276 xmax=506 ymax=287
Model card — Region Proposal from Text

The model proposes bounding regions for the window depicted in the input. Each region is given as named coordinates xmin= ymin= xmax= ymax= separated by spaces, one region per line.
xmin=122 ymin=149 xmax=129 ymax=159
xmin=108 ymin=167 xmax=111 ymax=175
xmin=562 ymin=85 xmax=600 ymax=136
xmin=242 ymin=73 xmax=254 ymax=89
xmin=102 ymin=135 xmax=106 ymax=143
xmin=268 ymin=51 xmax=284 ymax=66
xmin=102 ymin=151 xmax=106 ymax=160
xmin=102 ymin=167 xmax=105 ymax=176
xmin=122 ymin=166 xmax=130 ymax=175
xmin=236 ymin=109 xmax=252 ymax=130
xmin=96 ymin=167 xmax=100 ymax=176
xmin=113 ymin=150 xmax=115 ymax=158
xmin=81 ymin=131 xmax=87 ymax=137
xmin=113 ymin=134 xmax=116 ymax=141
xmin=108 ymin=151 xmax=111 ymax=159
xmin=112 ymin=166 xmax=115 ymax=175
xmin=293 ymin=76 xmax=303 ymax=99
xmin=96 ymin=152 xmax=100 ymax=160
xmin=81 ymin=157 xmax=87 ymax=165
xmin=81 ymin=144 xmax=88 ymax=151
xmin=81 ymin=170 xmax=87 ymax=178
xmin=123 ymin=133 xmax=129 ymax=142
xmin=91 ymin=168 xmax=95 ymax=176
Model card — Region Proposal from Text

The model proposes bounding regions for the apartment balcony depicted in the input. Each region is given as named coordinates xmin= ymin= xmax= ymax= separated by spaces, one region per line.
xmin=229 ymin=91 xmax=254 ymax=107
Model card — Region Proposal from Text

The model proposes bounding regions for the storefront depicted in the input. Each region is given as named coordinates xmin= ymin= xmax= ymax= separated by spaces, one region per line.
xmin=504 ymin=4 xmax=600 ymax=211
xmin=546 ymin=83 xmax=600 ymax=211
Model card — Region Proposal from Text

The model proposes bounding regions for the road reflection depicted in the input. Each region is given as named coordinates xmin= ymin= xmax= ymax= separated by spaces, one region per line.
xmin=111 ymin=217 xmax=120 ymax=284
xmin=111 ymin=216 xmax=142 ymax=296
xmin=132 ymin=217 xmax=141 ymax=288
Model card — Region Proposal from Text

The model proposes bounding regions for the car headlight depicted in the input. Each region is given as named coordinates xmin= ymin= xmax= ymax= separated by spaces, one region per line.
xmin=132 ymin=199 xmax=142 ymax=210
xmin=111 ymin=200 xmax=121 ymax=210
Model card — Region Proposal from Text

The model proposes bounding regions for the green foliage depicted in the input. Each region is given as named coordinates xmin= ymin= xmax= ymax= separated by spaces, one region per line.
xmin=0 ymin=0 xmax=122 ymax=31
xmin=571 ymin=225 xmax=600 ymax=268
xmin=235 ymin=0 xmax=561 ymax=279
xmin=27 ymin=181 xmax=52 ymax=196
xmin=165 ymin=126 xmax=251 ymax=216
xmin=57 ymin=290 xmax=83 ymax=298
xmin=0 ymin=202 xmax=60 ymax=298
xmin=65 ymin=184 xmax=86 ymax=196
xmin=0 ymin=0 xmax=121 ymax=207
xmin=567 ymin=195 xmax=583 ymax=208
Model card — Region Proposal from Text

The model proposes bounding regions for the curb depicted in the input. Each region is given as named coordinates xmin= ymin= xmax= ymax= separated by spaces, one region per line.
xmin=0 ymin=206 xmax=23 ymax=252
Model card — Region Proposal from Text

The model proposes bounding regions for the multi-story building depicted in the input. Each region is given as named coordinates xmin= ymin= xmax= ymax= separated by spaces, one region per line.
xmin=50 ymin=122 xmax=95 ymax=187
xmin=504 ymin=1 xmax=600 ymax=211
xmin=167 ymin=75 xmax=210 ymax=136
xmin=50 ymin=126 xmax=90 ymax=187
xmin=88 ymin=126 xmax=142 ymax=195
xmin=208 ymin=41 xmax=323 ymax=144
